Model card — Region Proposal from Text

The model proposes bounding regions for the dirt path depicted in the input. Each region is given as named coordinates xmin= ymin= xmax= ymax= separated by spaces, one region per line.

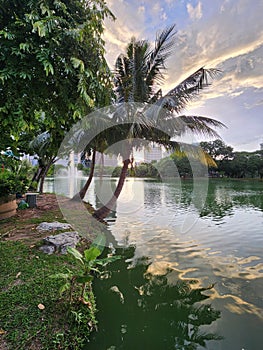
xmin=0 ymin=194 xmax=66 ymax=244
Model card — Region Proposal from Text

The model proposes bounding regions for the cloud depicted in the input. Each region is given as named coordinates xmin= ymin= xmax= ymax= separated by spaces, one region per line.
xmin=138 ymin=6 xmax=145 ymax=14
xmin=165 ymin=0 xmax=263 ymax=98
xmin=244 ymin=99 xmax=263 ymax=110
xmin=160 ymin=12 xmax=168 ymax=21
xmin=220 ymin=0 xmax=230 ymax=13
xmin=187 ymin=1 xmax=203 ymax=20
xmin=102 ymin=0 xmax=263 ymax=151
xmin=103 ymin=0 xmax=146 ymax=67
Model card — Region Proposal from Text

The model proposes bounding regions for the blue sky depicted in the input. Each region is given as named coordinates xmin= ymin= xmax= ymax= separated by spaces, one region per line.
xmin=103 ymin=0 xmax=263 ymax=151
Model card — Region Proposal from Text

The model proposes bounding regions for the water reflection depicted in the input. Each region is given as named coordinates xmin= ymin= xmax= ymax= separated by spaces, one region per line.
xmin=87 ymin=247 xmax=222 ymax=350
xmin=46 ymin=177 xmax=263 ymax=348
xmin=199 ymin=180 xmax=263 ymax=219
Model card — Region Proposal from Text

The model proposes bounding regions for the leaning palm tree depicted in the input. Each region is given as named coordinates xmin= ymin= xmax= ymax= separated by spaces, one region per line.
xmin=93 ymin=25 xmax=225 ymax=220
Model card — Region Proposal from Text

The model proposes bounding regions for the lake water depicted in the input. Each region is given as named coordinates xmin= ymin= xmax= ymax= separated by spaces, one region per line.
xmin=46 ymin=177 xmax=263 ymax=349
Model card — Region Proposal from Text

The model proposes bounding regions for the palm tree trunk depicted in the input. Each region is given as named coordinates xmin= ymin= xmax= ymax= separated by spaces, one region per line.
xmin=93 ymin=158 xmax=130 ymax=220
xmin=72 ymin=149 xmax=96 ymax=201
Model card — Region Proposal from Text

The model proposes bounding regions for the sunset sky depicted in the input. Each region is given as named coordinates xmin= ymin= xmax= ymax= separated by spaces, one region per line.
xmin=103 ymin=0 xmax=263 ymax=151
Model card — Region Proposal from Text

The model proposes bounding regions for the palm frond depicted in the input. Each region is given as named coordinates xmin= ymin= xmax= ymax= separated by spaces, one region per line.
xmin=172 ymin=142 xmax=217 ymax=167
xmin=145 ymin=24 xmax=177 ymax=93
xmin=179 ymin=115 xmax=226 ymax=138
xmin=148 ymin=88 xmax=162 ymax=104
xmin=155 ymin=67 xmax=221 ymax=113
xmin=114 ymin=54 xmax=132 ymax=103
xmin=29 ymin=131 xmax=50 ymax=155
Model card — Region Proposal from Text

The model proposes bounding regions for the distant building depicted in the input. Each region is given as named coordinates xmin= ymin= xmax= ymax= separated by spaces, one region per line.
xmin=96 ymin=152 xmax=119 ymax=167
xmin=260 ymin=143 xmax=263 ymax=151
xmin=143 ymin=143 xmax=163 ymax=163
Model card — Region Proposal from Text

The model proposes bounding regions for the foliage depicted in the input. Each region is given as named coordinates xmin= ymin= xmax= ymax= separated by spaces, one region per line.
xmin=50 ymin=234 xmax=121 ymax=304
xmin=0 ymin=170 xmax=28 ymax=197
xmin=0 ymin=153 xmax=33 ymax=197
xmin=0 ymin=0 xmax=114 ymax=155
xmin=200 ymin=140 xmax=263 ymax=178
xmin=134 ymin=162 xmax=159 ymax=177
xmin=200 ymin=139 xmax=233 ymax=161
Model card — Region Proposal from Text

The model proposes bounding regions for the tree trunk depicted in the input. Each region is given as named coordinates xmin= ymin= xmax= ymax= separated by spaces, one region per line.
xmin=38 ymin=158 xmax=55 ymax=194
xmin=93 ymin=158 xmax=130 ymax=220
xmin=30 ymin=161 xmax=45 ymax=190
xmin=71 ymin=149 xmax=96 ymax=201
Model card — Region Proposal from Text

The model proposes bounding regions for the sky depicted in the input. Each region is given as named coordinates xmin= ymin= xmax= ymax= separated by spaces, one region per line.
xmin=103 ymin=0 xmax=263 ymax=151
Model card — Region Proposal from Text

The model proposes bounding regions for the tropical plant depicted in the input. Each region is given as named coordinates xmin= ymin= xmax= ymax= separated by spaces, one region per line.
xmin=50 ymin=235 xmax=120 ymax=305
xmin=0 ymin=0 xmax=114 ymax=174
xmin=0 ymin=151 xmax=32 ymax=197
xmin=92 ymin=25 xmax=225 ymax=220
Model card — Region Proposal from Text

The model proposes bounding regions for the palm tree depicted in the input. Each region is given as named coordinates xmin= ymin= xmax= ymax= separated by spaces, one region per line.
xmin=29 ymin=131 xmax=57 ymax=193
xmin=93 ymin=25 xmax=225 ymax=220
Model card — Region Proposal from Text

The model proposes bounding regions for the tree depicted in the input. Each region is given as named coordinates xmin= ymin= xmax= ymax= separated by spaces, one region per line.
xmin=93 ymin=25 xmax=225 ymax=220
xmin=27 ymin=131 xmax=57 ymax=193
xmin=200 ymin=139 xmax=233 ymax=161
xmin=0 ymin=0 xmax=114 ymax=163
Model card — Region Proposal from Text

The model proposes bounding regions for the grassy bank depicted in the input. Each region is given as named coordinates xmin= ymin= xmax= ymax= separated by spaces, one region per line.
xmin=0 ymin=241 xmax=97 ymax=350
xmin=0 ymin=242 xmax=96 ymax=350
xmin=0 ymin=194 xmax=97 ymax=349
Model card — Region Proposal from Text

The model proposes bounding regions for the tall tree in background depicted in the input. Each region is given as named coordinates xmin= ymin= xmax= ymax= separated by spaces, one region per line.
xmin=93 ymin=25 xmax=225 ymax=220
xmin=200 ymin=139 xmax=233 ymax=161
xmin=0 ymin=0 xmax=114 ymax=165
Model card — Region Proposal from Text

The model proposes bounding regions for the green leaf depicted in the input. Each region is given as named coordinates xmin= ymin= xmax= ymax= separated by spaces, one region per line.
xmin=91 ymin=233 xmax=106 ymax=252
xmin=96 ymin=255 xmax=121 ymax=266
xmin=67 ymin=247 xmax=84 ymax=264
xmin=33 ymin=21 xmax=47 ymax=37
xmin=19 ymin=43 xmax=32 ymax=52
xmin=71 ymin=57 xmax=85 ymax=72
xmin=84 ymin=246 xmax=101 ymax=262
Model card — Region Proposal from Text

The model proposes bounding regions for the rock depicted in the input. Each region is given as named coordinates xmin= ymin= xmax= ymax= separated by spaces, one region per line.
xmin=40 ymin=231 xmax=80 ymax=254
xmin=39 ymin=245 xmax=56 ymax=255
xmin=60 ymin=243 xmax=76 ymax=255
xmin=36 ymin=221 xmax=72 ymax=232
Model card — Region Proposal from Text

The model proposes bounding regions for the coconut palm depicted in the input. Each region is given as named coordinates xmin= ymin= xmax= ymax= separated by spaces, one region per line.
xmin=93 ymin=25 xmax=225 ymax=220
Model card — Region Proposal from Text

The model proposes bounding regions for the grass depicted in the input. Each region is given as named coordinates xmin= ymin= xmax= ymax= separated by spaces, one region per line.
xmin=0 ymin=240 xmax=97 ymax=350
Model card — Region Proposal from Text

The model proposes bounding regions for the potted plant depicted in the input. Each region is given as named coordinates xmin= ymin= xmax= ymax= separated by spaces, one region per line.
xmin=0 ymin=151 xmax=31 ymax=220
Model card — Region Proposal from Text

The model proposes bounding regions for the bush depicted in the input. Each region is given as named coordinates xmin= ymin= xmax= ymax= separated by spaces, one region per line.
xmin=0 ymin=159 xmax=32 ymax=197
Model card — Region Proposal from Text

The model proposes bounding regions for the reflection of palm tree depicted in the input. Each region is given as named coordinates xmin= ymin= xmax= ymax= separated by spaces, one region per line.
xmin=93 ymin=25 xmax=225 ymax=220
xmin=90 ymin=247 xmax=222 ymax=350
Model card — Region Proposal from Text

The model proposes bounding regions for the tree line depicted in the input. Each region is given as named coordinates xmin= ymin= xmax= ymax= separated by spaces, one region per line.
xmin=200 ymin=139 xmax=263 ymax=179
xmin=87 ymin=139 xmax=262 ymax=179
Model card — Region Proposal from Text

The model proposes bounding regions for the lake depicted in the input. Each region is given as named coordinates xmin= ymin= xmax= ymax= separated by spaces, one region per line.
xmin=47 ymin=177 xmax=263 ymax=349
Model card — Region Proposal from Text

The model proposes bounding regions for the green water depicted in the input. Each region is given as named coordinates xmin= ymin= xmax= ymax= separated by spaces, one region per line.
xmin=86 ymin=179 xmax=263 ymax=350
xmin=47 ymin=177 xmax=263 ymax=349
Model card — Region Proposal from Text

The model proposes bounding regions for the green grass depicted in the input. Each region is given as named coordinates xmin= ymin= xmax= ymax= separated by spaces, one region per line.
xmin=0 ymin=241 xmax=97 ymax=350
